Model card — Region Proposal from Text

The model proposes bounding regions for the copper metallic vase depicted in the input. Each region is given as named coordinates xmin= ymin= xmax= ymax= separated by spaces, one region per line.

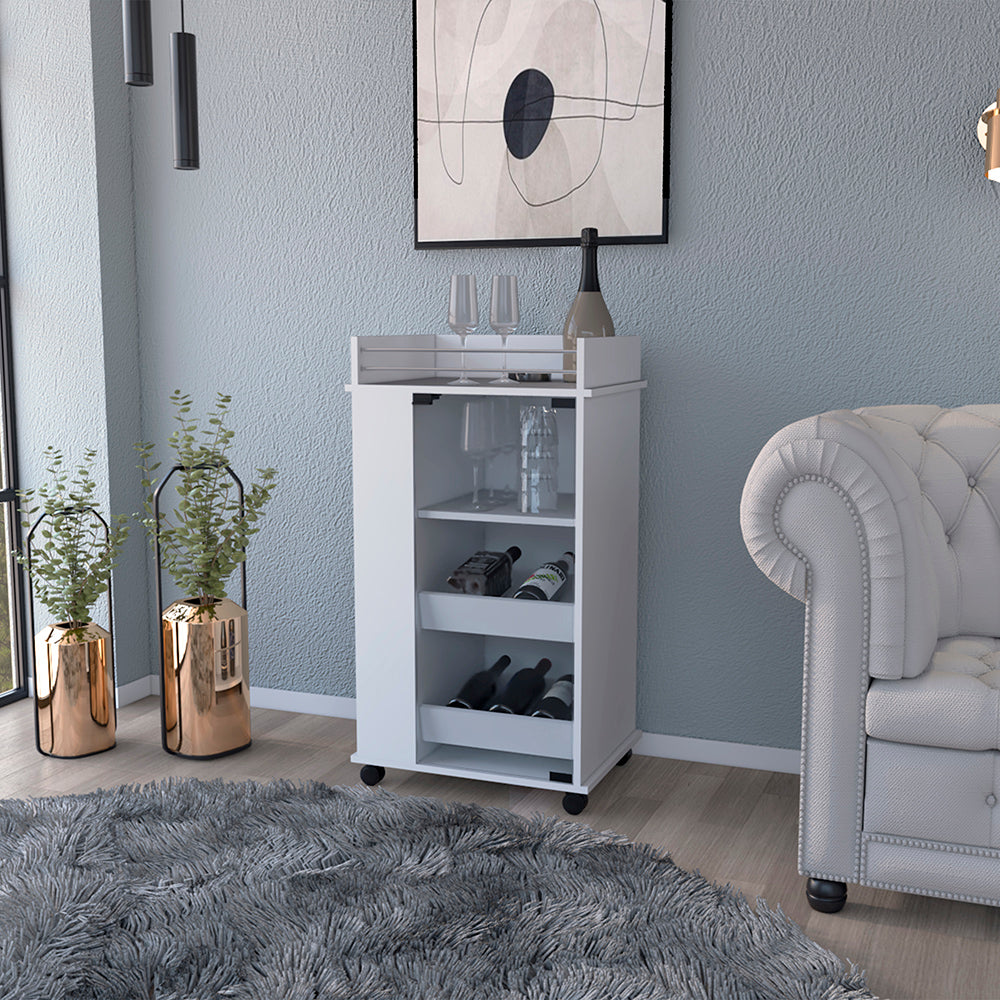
xmin=35 ymin=622 xmax=116 ymax=758
xmin=161 ymin=597 xmax=251 ymax=758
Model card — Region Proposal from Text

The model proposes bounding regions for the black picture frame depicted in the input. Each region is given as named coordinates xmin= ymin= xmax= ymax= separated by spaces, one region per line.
xmin=413 ymin=1 xmax=671 ymax=249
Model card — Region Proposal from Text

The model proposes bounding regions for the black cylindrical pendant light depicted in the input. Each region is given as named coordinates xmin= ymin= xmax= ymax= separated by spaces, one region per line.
xmin=171 ymin=2 xmax=199 ymax=170
xmin=123 ymin=0 xmax=153 ymax=86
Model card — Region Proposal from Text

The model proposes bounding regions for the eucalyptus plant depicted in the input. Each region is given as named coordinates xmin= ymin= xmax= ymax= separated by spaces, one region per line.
xmin=136 ymin=391 xmax=277 ymax=608
xmin=17 ymin=447 xmax=129 ymax=629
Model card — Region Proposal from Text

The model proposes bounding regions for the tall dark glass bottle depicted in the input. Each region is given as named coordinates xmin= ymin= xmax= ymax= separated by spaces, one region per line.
xmin=446 ymin=655 xmax=511 ymax=710
xmin=531 ymin=675 xmax=574 ymax=720
xmin=488 ymin=657 xmax=552 ymax=714
xmin=561 ymin=228 xmax=614 ymax=383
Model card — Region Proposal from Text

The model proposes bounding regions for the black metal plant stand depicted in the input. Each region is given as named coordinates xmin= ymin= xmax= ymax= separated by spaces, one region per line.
xmin=24 ymin=505 xmax=117 ymax=758
xmin=152 ymin=462 xmax=248 ymax=758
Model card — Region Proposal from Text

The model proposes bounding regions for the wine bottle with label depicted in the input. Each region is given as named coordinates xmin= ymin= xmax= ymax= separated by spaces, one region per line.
xmin=561 ymin=227 xmax=614 ymax=383
xmin=513 ymin=552 xmax=574 ymax=601
xmin=447 ymin=546 xmax=521 ymax=596
xmin=531 ymin=674 xmax=574 ymax=720
xmin=446 ymin=655 xmax=511 ymax=710
xmin=488 ymin=657 xmax=552 ymax=714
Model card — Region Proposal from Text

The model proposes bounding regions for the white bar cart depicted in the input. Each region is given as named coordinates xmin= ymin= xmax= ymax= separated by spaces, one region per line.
xmin=348 ymin=334 xmax=645 ymax=814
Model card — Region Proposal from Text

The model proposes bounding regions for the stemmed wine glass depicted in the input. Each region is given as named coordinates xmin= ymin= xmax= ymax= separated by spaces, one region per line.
xmin=448 ymin=275 xmax=478 ymax=385
xmin=488 ymin=396 xmax=519 ymax=504
xmin=460 ymin=399 xmax=492 ymax=510
xmin=489 ymin=275 xmax=519 ymax=385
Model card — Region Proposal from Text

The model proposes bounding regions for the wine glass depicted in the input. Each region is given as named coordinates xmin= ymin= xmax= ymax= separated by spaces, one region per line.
xmin=460 ymin=399 xmax=492 ymax=509
xmin=483 ymin=397 xmax=510 ymax=506
xmin=491 ymin=396 xmax=519 ymax=504
xmin=489 ymin=275 xmax=519 ymax=385
xmin=448 ymin=275 xmax=478 ymax=385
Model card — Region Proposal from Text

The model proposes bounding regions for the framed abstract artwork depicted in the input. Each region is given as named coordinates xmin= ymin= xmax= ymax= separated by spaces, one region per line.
xmin=413 ymin=1 xmax=671 ymax=248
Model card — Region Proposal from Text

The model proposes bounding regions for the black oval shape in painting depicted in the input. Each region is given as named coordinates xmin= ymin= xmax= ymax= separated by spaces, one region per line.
xmin=503 ymin=69 xmax=555 ymax=160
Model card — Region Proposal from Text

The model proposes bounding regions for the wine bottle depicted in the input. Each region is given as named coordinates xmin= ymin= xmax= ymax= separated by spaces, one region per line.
xmin=447 ymin=546 xmax=522 ymax=596
xmin=513 ymin=552 xmax=574 ymax=601
xmin=561 ymin=227 xmax=614 ymax=383
xmin=446 ymin=655 xmax=511 ymax=710
xmin=531 ymin=674 xmax=574 ymax=720
xmin=488 ymin=657 xmax=552 ymax=714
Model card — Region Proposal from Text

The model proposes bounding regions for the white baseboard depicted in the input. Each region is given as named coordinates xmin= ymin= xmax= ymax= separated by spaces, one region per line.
xmin=243 ymin=691 xmax=797 ymax=773
xmin=106 ymin=681 xmax=798 ymax=774
xmin=30 ymin=676 xmax=156 ymax=705
xmin=112 ymin=679 xmax=357 ymax=719
xmin=249 ymin=686 xmax=357 ymax=719
xmin=116 ymin=675 xmax=158 ymax=707
xmin=635 ymin=731 xmax=800 ymax=774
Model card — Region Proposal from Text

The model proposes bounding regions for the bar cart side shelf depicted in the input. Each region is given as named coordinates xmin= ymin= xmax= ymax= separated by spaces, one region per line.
xmin=348 ymin=335 xmax=644 ymax=814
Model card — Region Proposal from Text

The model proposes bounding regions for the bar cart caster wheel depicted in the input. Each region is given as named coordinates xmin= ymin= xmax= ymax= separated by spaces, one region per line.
xmin=562 ymin=792 xmax=588 ymax=815
xmin=360 ymin=765 xmax=385 ymax=787
xmin=616 ymin=749 xmax=633 ymax=766
xmin=806 ymin=878 xmax=847 ymax=913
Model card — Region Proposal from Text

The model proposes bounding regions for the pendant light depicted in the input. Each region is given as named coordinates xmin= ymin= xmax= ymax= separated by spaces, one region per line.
xmin=122 ymin=0 xmax=153 ymax=87
xmin=171 ymin=0 xmax=199 ymax=170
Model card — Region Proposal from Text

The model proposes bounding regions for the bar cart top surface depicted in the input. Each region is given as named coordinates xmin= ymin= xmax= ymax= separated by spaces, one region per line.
xmin=348 ymin=334 xmax=645 ymax=396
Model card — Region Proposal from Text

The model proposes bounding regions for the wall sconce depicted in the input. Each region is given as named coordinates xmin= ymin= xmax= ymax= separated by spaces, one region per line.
xmin=977 ymin=89 xmax=1000 ymax=182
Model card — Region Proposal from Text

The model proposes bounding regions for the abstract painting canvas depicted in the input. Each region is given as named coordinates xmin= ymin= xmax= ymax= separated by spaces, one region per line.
xmin=414 ymin=1 xmax=670 ymax=248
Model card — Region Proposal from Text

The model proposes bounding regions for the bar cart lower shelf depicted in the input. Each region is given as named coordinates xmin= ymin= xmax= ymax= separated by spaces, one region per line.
xmin=356 ymin=744 xmax=636 ymax=815
xmin=349 ymin=334 xmax=643 ymax=815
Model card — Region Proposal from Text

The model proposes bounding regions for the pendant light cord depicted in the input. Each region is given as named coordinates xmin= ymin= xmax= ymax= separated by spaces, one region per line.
xmin=180 ymin=0 xmax=185 ymax=32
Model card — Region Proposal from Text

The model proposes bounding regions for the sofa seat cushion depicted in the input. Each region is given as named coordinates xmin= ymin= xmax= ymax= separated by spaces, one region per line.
xmin=867 ymin=636 xmax=1000 ymax=752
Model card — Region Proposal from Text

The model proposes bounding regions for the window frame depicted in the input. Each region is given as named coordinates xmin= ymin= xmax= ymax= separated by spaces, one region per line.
xmin=0 ymin=97 xmax=29 ymax=708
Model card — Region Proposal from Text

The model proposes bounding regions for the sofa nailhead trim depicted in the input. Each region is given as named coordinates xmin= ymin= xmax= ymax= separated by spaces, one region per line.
xmin=775 ymin=469 xmax=870 ymax=882
xmin=861 ymin=833 xmax=1000 ymax=906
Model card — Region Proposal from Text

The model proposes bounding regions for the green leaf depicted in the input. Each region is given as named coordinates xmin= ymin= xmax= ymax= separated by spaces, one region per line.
xmin=134 ymin=393 xmax=277 ymax=598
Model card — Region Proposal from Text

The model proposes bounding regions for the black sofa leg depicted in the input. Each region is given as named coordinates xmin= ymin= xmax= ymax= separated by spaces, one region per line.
xmin=806 ymin=878 xmax=847 ymax=913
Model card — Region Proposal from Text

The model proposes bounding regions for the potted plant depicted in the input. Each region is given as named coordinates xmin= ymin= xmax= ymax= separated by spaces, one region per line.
xmin=17 ymin=447 xmax=129 ymax=758
xmin=137 ymin=391 xmax=276 ymax=759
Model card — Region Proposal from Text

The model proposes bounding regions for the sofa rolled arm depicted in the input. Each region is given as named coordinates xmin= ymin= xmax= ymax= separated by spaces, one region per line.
xmin=741 ymin=411 xmax=939 ymax=682
xmin=741 ymin=410 xmax=940 ymax=882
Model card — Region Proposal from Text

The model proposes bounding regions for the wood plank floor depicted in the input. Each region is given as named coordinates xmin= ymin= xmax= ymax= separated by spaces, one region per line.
xmin=2 ymin=695 xmax=998 ymax=1000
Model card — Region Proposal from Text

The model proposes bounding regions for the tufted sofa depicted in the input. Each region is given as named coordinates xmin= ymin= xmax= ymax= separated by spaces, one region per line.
xmin=741 ymin=405 xmax=1000 ymax=912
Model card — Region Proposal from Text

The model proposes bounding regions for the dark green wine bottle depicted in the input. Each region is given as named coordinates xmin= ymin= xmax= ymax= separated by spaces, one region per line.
xmin=488 ymin=658 xmax=552 ymax=714
xmin=446 ymin=655 xmax=511 ymax=710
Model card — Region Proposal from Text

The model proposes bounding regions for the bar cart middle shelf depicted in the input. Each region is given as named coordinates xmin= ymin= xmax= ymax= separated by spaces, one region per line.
xmin=348 ymin=334 xmax=643 ymax=814
xmin=418 ymin=492 xmax=575 ymax=525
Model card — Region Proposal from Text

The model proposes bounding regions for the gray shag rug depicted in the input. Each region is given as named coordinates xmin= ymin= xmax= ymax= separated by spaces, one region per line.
xmin=0 ymin=778 xmax=874 ymax=1000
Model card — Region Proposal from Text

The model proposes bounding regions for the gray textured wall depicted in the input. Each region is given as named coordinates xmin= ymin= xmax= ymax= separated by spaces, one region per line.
xmin=6 ymin=1 xmax=1000 ymax=749
xmin=122 ymin=0 xmax=1000 ymax=746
